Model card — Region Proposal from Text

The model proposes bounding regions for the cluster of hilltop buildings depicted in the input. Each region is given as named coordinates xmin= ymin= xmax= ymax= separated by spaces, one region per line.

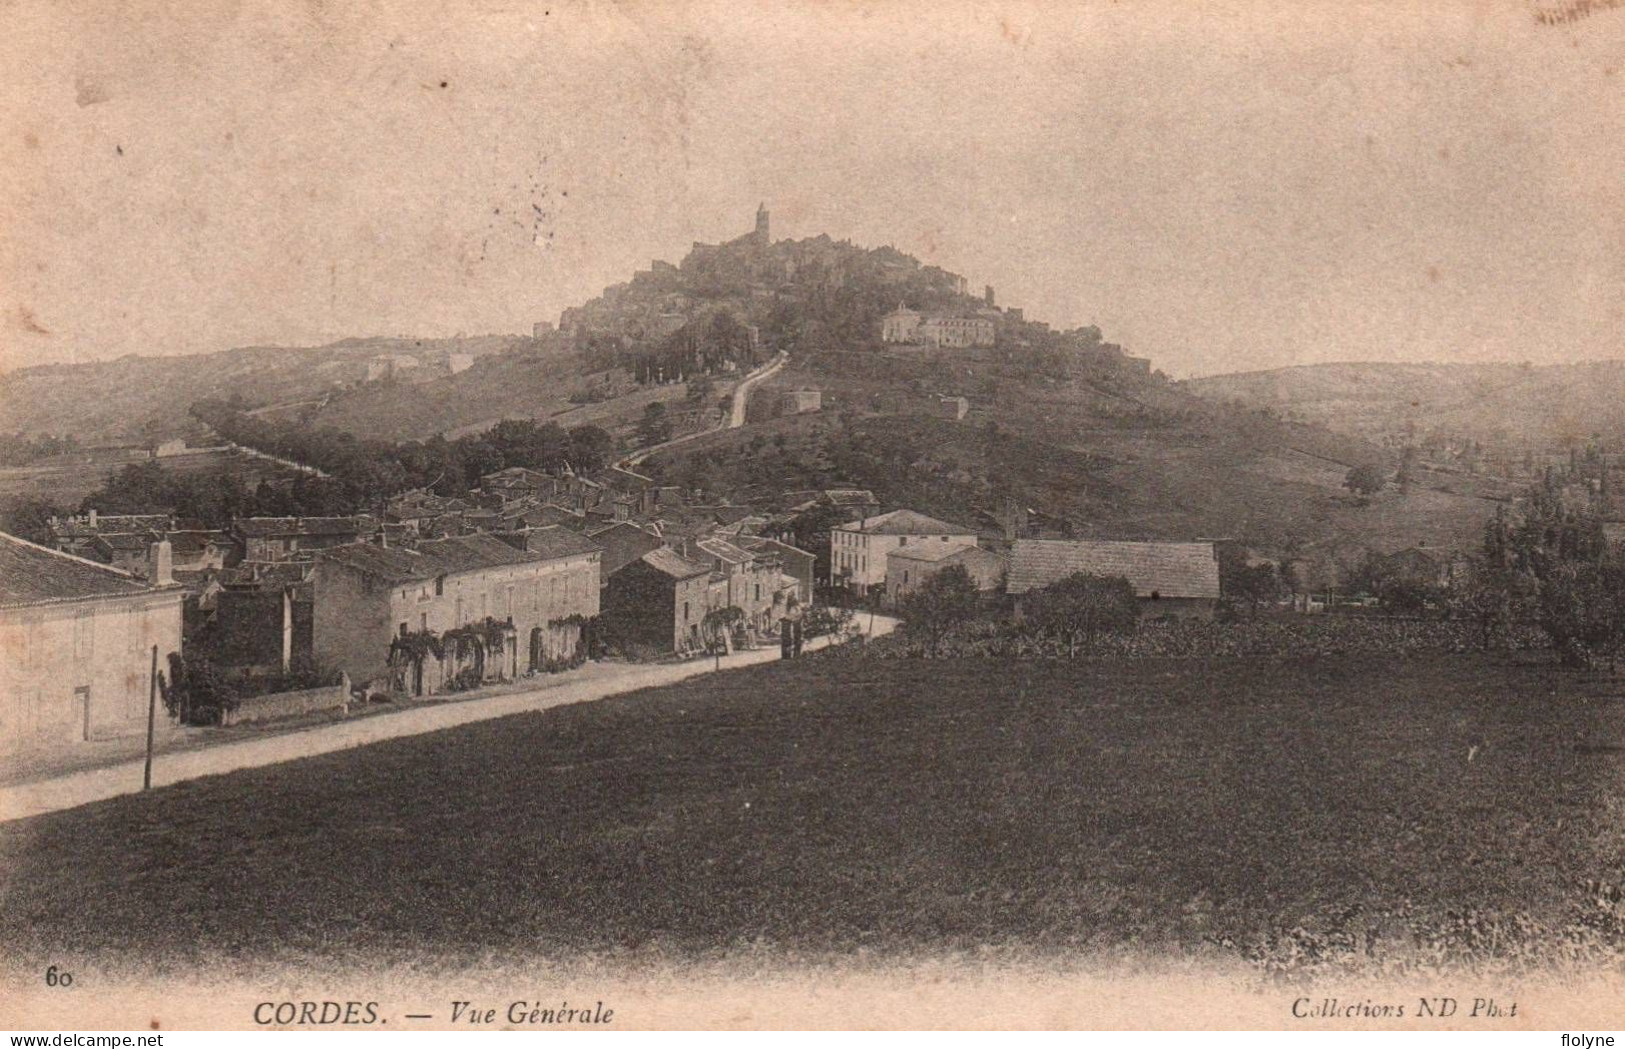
xmin=879 ymin=286 xmax=1005 ymax=349
xmin=548 ymin=205 xmax=1000 ymax=356
xmin=3 ymin=451 xmax=1224 ymax=756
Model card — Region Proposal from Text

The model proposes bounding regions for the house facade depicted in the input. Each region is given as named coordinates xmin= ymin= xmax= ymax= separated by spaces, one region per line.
xmin=601 ymin=547 xmax=713 ymax=655
xmin=829 ymin=509 xmax=979 ymax=596
xmin=885 ymin=544 xmax=1008 ymax=608
xmin=233 ymin=517 xmax=373 ymax=563
xmin=311 ymin=533 xmax=600 ymax=695
xmin=1 ymin=532 xmax=184 ymax=751
xmin=739 ymin=536 xmax=816 ymax=604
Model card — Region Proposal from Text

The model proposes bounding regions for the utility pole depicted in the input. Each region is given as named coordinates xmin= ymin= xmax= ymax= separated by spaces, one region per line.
xmin=143 ymin=645 xmax=158 ymax=791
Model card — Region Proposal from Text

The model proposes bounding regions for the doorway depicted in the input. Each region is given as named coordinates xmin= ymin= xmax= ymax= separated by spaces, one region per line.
xmin=73 ymin=686 xmax=90 ymax=742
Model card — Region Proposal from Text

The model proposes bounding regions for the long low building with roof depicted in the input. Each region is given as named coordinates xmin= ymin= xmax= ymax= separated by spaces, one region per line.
xmin=1 ymin=531 xmax=184 ymax=751
xmin=311 ymin=532 xmax=602 ymax=695
xmin=1007 ymin=538 xmax=1222 ymax=618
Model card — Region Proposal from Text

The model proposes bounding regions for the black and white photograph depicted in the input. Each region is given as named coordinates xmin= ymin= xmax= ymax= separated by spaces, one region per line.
xmin=2 ymin=0 xmax=1624 ymax=1033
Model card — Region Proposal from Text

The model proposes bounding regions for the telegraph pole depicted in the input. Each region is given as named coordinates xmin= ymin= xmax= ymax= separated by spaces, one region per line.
xmin=143 ymin=645 xmax=158 ymax=791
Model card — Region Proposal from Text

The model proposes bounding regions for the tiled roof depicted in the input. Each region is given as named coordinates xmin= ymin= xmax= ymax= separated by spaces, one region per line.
xmin=314 ymin=543 xmax=438 ymax=585
xmin=519 ymin=504 xmax=587 ymax=529
xmin=837 ymin=509 xmax=976 ymax=536
xmin=416 ymin=533 xmax=559 ymax=575
xmin=1007 ymin=539 xmax=1220 ymax=599
xmin=0 ymin=532 xmax=160 ymax=608
xmin=695 ymin=537 xmax=753 ymax=565
xmin=318 ymin=534 xmax=564 ymax=585
xmin=516 ymin=526 xmax=602 ymax=560
xmin=167 ymin=530 xmax=230 ymax=557
xmin=738 ymin=536 xmax=815 ymax=564
xmin=93 ymin=531 xmax=163 ymax=553
xmin=234 ymin=516 xmax=371 ymax=538
xmin=50 ymin=514 xmax=172 ymax=539
xmin=589 ymin=522 xmax=665 ymax=576
xmin=221 ymin=562 xmax=313 ymax=589
xmin=640 ymin=547 xmax=711 ymax=580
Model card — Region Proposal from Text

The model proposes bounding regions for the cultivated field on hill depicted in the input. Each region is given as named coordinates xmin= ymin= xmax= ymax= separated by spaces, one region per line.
xmin=3 ymin=649 xmax=1622 ymax=977
xmin=0 ymin=447 xmax=306 ymax=516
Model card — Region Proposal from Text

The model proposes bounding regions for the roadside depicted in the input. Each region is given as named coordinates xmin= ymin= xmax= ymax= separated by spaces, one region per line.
xmin=620 ymin=351 xmax=788 ymax=468
xmin=0 ymin=614 xmax=896 ymax=823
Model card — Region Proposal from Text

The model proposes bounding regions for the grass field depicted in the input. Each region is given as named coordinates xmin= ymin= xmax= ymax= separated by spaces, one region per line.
xmin=2 ymin=651 xmax=1623 ymax=976
xmin=0 ymin=449 xmax=301 ymax=515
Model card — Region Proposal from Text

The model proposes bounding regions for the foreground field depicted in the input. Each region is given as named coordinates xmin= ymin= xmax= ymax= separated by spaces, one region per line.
xmin=2 ymin=651 xmax=1623 ymax=975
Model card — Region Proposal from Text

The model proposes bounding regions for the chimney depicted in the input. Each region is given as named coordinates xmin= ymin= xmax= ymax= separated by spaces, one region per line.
xmin=149 ymin=540 xmax=173 ymax=587
xmin=88 ymin=508 xmax=98 ymax=528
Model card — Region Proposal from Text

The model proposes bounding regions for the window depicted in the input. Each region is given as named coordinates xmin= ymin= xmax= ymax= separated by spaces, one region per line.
xmin=73 ymin=609 xmax=94 ymax=660
xmin=754 ymin=584 xmax=760 ymax=602
xmin=420 ymin=612 xmax=428 ymax=631
xmin=683 ymin=600 xmax=690 ymax=620
xmin=899 ymin=537 xmax=907 ymax=546
xmin=400 ymin=622 xmax=409 ymax=637
xmin=435 ymin=575 xmax=445 ymax=596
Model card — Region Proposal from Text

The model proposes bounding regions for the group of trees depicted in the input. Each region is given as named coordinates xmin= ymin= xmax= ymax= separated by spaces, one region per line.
xmin=191 ymin=400 xmax=614 ymax=502
xmin=1464 ymin=480 xmax=1624 ymax=665
xmin=898 ymin=566 xmax=1141 ymax=657
xmin=1 ymin=408 xmax=620 ymax=540
xmin=619 ymin=312 xmax=762 ymax=386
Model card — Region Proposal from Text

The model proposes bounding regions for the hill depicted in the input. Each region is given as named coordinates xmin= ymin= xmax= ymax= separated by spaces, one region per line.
xmin=0 ymin=335 xmax=532 ymax=445
xmin=1 ymin=208 xmax=1522 ymax=566
xmin=648 ymin=348 xmax=1509 ymax=573
xmin=1182 ymin=360 xmax=1625 ymax=452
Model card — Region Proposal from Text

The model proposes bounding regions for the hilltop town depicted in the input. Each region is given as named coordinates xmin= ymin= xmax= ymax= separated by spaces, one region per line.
xmin=5 ymin=205 xmax=1625 ymax=992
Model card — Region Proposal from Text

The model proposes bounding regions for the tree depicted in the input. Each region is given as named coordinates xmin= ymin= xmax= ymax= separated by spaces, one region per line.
xmin=1 ymin=498 xmax=64 ymax=545
xmin=899 ymin=563 xmax=981 ymax=656
xmin=1230 ymin=562 xmax=1282 ymax=616
xmin=1023 ymin=572 xmax=1140 ymax=656
xmin=686 ymin=371 xmax=715 ymax=405
xmin=1538 ymin=563 xmax=1625 ymax=667
xmin=636 ymin=402 xmax=673 ymax=448
xmin=567 ymin=425 xmax=614 ymax=473
xmin=1344 ymin=463 xmax=1386 ymax=498
xmin=159 ymin=652 xmax=239 ymax=726
xmin=1396 ymin=445 xmax=1419 ymax=495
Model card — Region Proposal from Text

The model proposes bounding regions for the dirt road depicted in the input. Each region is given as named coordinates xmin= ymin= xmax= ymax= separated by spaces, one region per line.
xmin=0 ymin=614 xmax=894 ymax=823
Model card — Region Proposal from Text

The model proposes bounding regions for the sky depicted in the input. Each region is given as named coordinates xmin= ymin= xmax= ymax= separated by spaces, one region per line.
xmin=3 ymin=0 xmax=1623 ymax=378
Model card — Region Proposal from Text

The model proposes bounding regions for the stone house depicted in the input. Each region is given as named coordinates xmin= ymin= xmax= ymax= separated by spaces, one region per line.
xmin=829 ymin=509 xmax=979 ymax=597
xmin=782 ymin=389 xmax=822 ymax=414
xmin=232 ymin=517 xmax=373 ymax=563
xmin=885 ymin=544 xmax=1008 ymax=608
xmin=1006 ymin=539 xmax=1222 ymax=618
xmin=738 ymin=536 xmax=817 ymax=604
xmin=311 ymin=532 xmax=600 ymax=695
xmin=1 ymin=532 xmax=184 ymax=751
xmin=601 ymin=547 xmax=713 ymax=655
xmin=692 ymin=536 xmax=782 ymax=635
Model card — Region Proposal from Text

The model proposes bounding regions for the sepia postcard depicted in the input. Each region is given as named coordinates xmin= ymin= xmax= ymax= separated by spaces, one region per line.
xmin=3 ymin=0 xmax=1624 ymax=1033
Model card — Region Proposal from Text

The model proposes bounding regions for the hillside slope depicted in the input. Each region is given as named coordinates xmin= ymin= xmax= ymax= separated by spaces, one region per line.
xmin=1183 ymin=360 xmax=1625 ymax=448
xmin=650 ymin=352 xmax=1504 ymax=570
xmin=0 ymin=335 xmax=531 ymax=444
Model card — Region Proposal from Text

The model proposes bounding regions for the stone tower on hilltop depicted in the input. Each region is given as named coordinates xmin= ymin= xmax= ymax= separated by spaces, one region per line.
xmin=755 ymin=202 xmax=770 ymax=246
